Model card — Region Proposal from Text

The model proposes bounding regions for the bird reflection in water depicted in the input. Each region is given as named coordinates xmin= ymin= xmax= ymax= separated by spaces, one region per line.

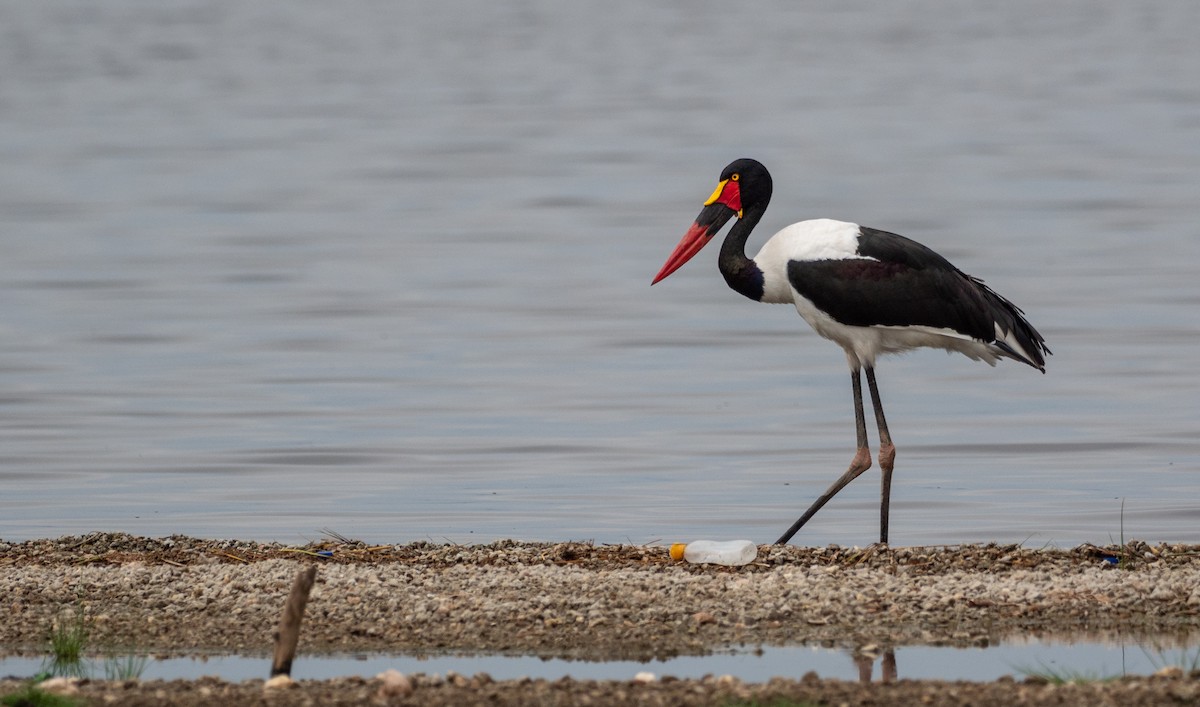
xmin=852 ymin=645 xmax=897 ymax=683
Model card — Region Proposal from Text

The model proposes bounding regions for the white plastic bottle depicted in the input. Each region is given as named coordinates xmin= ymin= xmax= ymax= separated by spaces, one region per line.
xmin=669 ymin=540 xmax=757 ymax=566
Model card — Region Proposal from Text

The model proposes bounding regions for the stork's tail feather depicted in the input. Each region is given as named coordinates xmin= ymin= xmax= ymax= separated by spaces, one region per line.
xmin=971 ymin=276 xmax=1050 ymax=372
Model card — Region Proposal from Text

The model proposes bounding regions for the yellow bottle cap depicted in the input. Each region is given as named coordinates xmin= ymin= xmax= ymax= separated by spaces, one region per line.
xmin=669 ymin=543 xmax=687 ymax=561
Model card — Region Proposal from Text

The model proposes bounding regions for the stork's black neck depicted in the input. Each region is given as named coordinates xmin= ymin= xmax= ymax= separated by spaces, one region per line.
xmin=718 ymin=203 xmax=767 ymax=302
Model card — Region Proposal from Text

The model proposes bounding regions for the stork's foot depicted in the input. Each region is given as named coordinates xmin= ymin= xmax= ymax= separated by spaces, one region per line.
xmin=854 ymin=542 xmax=887 ymax=563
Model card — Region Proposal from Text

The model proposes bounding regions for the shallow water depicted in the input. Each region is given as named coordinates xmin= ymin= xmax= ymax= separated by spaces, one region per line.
xmin=1 ymin=1 xmax=1199 ymax=547
xmin=3 ymin=636 xmax=1198 ymax=684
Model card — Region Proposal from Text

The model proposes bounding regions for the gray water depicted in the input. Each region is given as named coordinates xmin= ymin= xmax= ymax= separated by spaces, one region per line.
xmin=4 ymin=637 xmax=1198 ymax=684
xmin=2 ymin=1 xmax=1198 ymax=547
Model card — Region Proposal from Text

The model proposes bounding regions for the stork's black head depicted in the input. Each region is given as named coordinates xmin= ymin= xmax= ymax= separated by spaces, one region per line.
xmin=717 ymin=158 xmax=773 ymax=214
xmin=652 ymin=158 xmax=774 ymax=285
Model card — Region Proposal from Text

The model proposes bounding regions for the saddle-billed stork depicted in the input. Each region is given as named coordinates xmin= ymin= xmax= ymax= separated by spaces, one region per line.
xmin=652 ymin=158 xmax=1050 ymax=545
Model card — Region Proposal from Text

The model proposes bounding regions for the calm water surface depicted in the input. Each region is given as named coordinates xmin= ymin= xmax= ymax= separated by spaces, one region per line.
xmin=1 ymin=2 xmax=1198 ymax=546
xmin=3 ymin=638 xmax=1199 ymax=684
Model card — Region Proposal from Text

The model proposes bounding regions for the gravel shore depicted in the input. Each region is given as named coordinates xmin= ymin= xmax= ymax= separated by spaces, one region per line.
xmin=3 ymin=533 xmax=1199 ymax=705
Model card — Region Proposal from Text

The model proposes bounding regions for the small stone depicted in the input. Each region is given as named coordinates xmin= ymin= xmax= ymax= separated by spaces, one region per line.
xmin=37 ymin=677 xmax=80 ymax=696
xmin=692 ymin=611 xmax=717 ymax=625
xmin=1149 ymin=585 xmax=1176 ymax=600
xmin=375 ymin=669 xmax=413 ymax=698
xmin=263 ymin=674 xmax=295 ymax=690
xmin=632 ymin=671 xmax=656 ymax=683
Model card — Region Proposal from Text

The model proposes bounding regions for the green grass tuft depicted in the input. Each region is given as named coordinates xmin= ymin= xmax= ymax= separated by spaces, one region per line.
xmin=1014 ymin=660 xmax=1120 ymax=685
xmin=1143 ymin=645 xmax=1200 ymax=674
xmin=102 ymin=654 xmax=149 ymax=681
xmin=47 ymin=607 xmax=87 ymax=665
xmin=1 ymin=683 xmax=84 ymax=707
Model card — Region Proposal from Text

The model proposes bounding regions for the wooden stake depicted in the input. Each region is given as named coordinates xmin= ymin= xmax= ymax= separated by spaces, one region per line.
xmin=270 ymin=565 xmax=318 ymax=677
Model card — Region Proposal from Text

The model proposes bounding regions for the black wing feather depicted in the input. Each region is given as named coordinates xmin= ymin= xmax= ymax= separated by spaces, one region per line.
xmin=787 ymin=227 xmax=1050 ymax=369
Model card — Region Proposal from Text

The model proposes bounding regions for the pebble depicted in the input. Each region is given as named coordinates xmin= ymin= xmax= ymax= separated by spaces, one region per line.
xmin=36 ymin=677 xmax=80 ymax=695
xmin=263 ymin=675 xmax=295 ymax=690
xmin=375 ymin=669 xmax=413 ymax=698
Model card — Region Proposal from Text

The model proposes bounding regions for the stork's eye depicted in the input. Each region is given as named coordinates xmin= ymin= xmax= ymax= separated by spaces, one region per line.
xmin=730 ymin=173 xmax=740 ymax=181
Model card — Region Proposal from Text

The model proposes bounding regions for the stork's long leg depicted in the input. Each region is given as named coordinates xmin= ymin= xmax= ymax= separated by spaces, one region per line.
xmin=865 ymin=366 xmax=895 ymax=544
xmin=775 ymin=368 xmax=873 ymax=545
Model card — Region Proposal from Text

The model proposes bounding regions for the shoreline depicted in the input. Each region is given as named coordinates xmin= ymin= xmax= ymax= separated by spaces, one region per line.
xmin=3 ymin=533 xmax=1199 ymax=705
